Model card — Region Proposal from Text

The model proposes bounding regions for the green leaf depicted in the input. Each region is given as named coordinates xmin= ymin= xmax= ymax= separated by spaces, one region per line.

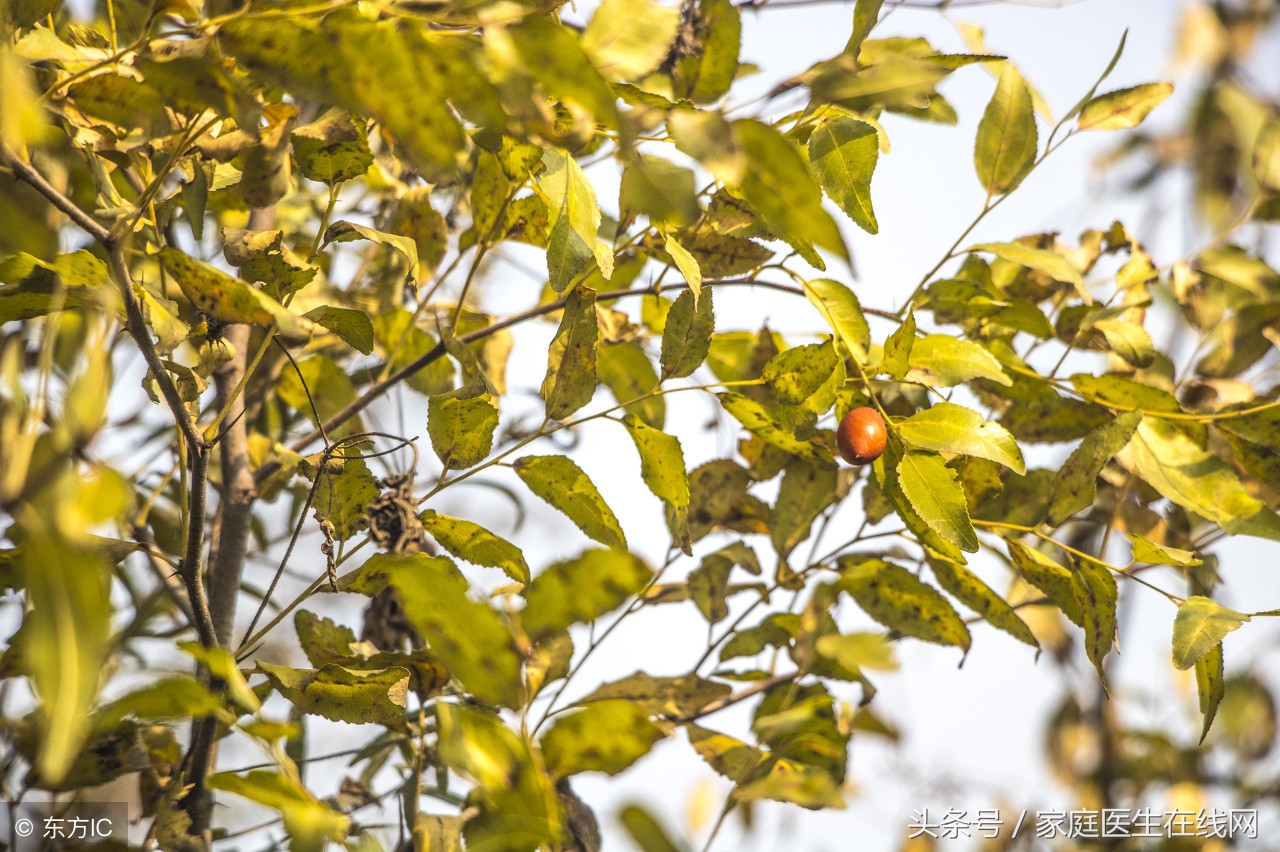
xmin=808 ymin=116 xmax=879 ymax=233
xmin=218 ymin=16 xmax=347 ymax=105
xmin=223 ymin=229 xmax=318 ymax=300
xmin=1195 ymin=304 xmax=1280 ymax=379
xmin=330 ymin=13 xmax=466 ymax=172
xmin=1255 ymin=116 xmax=1280 ymax=192
xmin=179 ymin=641 xmax=262 ymax=713
xmin=0 ymin=249 xmax=107 ymax=288
xmin=660 ymin=287 xmax=714 ymax=379
xmin=898 ymin=402 xmax=1025 ymax=474
xmin=906 ymin=335 xmax=1010 ymax=387
xmin=508 ymin=15 xmax=620 ymax=128
xmin=815 ymin=632 xmax=897 ymax=671
xmin=514 ymin=455 xmax=627 ymax=550
xmin=540 ymin=699 xmax=665 ymax=777
xmin=437 ymin=703 xmax=562 ymax=851
xmin=674 ymin=228 xmax=772 ymax=278
xmin=718 ymin=392 xmax=836 ymax=468
xmin=258 ymin=662 xmax=409 ymax=727
xmin=578 ymin=672 xmax=730 ymax=718
xmin=323 ymin=220 xmax=421 ymax=284
xmin=811 ymin=54 xmax=950 ymax=114
xmin=94 ymin=676 xmax=228 ymax=730
xmin=687 ymin=724 xmax=764 ymax=779
xmin=1077 ymin=82 xmax=1174 ymax=131
xmin=771 ymin=460 xmax=838 ymax=560
xmin=837 ymin=556 xmax=971 ymax=651
xmin=598 ymin=341 xmax=664 ymax=429
xmin=158 ymin=248 xmax=317 ymax=340
xmin=967 ymin=242 xmax=1088 ymax=303
xmin=382 ymin=554 xmax=525 ymax=708
xmin=66 ymin=73 xmax=170 ymax=135
xmin=1195 ymin=642 xmax=1225 ymax=744
xmin=312 ymin=454 xmax=379 ymax=542
xmin=293 ymin=611 xmax=358 ymax=667
xmin=1061 ymin=29 xmax=1127 ymax=124
xmin=428 ymin=383 xmax=498 ymax=469
xmin=734 ymin=119 xmax=849 ymax=266
xmin=1069 ymin=372 xmax=1181 ymax=414
xmin=388 ymin=189 xmax=448 ymax=280
xmin=881 ymin=309 xmax=915 ymax=380
xmin=621 ymin=157 xmax=699 ymax=229
xmin=527 ymin=631 xmax=574 ymax=698
xmin=874 ymin=443 xmax=966 ymax=563
xmin=373 ymin=310 xmax=455 ymax=397
xmin=737 ymin=760 xmax=845 ymax=809
xmin=619 ymin=806 xmax=685 ymax=852
xmin=290 ymin=109 xmax=372 ymax=185
xmin=23 ymin=537 xmax=111 ymax=784
xmin=207 ymin=771 xmax=349 ymax=852
xmin=763 ymin=339 xmax=840 ymax=406
xmin=1127 ymin=533 xmax=1201 ymax=567
xmin=719 ymin=613 xmax=797 ymax=661
xmin=522 ymin=549 xmax=652 ymax=643
xmin=928 ymin=554 xmax=1039 ymax=650
xmin=896 ymin=450 xmax=979 ymax=553
xmin=582 ymin=0 xmax=680 ymax=81
xmin=1005 ymin=539 xmax=1083 ymax=626
xmin=686 ymin=458 xmax=771 ymax=542
xmin=669 ymin=109 xmax=746 ymax=185
xmin=419 ymin=510 xmax=530 ymax=584
xmin=622 ymin=415 xmax=691 ymax=548
xmin=414 ymin=817 xmax=464 ymax=852
xmin=1046 ymin=410 xmax=1142 ymax=526
xmin=538 ymin=150 xmax=606 ymax=291
xmin=848 ymin=0 xmax=885 ymax=59
xmin=663 ymin=234 xmax=703 ymax=302
xmin=277 ymin=354 xmax=357 ymax=428
xmin=682 ymin=0 xmax=741 ymax=104
xmin=1124 ymin=417 xmax=1280 ymax=541
xmin=688 ymin=553 xmax=732 ymax=623
xmin=1171 ymin=596 xmax=1250 ymax=670
xmin=1093 ymin=318 xmax=1155 ymax=368
xmin=303 ymin=306 xmax=374 ymax=355
xmin=541 ymin=285 xmax=599 ymax=420
xmin=1072 ymin=556 xmax=1117 ymax=684
xmin=974 ymin=64 xmax=1038 ymax=195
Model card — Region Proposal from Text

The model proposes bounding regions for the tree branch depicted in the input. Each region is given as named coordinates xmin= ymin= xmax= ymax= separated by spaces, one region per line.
xmin=184 ymin=207 xmax=274 ymax=842
xmin=670 ymin=670 xmax=802 ymax=724
xmin=178 ymin=445 xmax=218 ymax=649
xmin=0 ymin=145 xmax=111 ymax=244
xmin=206 ymin=323 xmax=256 ymax=645
xmin=256 ymin=277 xmax=895 ymax=485
xmin=1 ymin=144 xmax=206 ymax=453
xmin=107 ymin=247 xmax=207 ymax=452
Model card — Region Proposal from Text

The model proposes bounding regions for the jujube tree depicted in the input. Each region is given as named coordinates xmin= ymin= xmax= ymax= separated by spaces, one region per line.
xmin=1 ymin=0 xmax=1279 ymax=850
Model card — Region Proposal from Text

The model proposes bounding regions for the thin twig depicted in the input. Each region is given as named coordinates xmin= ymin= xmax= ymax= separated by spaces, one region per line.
xmin=0 ymin=145 xmax=111 ymax=243
xmin=671 ymin=670 xmax=802 ymax=724
xmin=258 ymin=278 xmax=896 ymax=485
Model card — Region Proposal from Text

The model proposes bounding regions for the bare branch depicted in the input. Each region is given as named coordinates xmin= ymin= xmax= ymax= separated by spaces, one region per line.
xmin=671 ymin=670 xmax=802 ymax=723
xmin=0 ymin=145 xmax=111 ymax=244
xmin=107 ymin=247 xmax=207 ymax=452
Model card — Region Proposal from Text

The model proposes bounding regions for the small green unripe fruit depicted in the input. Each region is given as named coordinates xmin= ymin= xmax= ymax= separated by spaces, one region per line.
xmin=836 ymin=406 xmax=886 ymax=465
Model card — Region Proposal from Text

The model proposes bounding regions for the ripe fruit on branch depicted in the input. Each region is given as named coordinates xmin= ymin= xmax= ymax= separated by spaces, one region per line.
xmin=836 ymin=407 xmax=886 ymax=465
